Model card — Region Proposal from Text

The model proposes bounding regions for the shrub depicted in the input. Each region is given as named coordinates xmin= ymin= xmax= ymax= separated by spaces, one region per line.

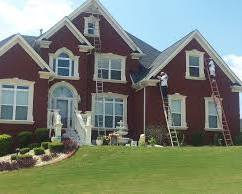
xmin=17 ymin=131 xmax=32 ymax=148
xmin=35 ymin=128 xmax=49 ymax=143
xmin=41 ymin=142 xmax=50 ymax=150
xmin=0 ymin=134 xmax=12 ymax=156
xmin=63 ymin=139 xmax=78 ymax=152
xmin=49 ymin=142 xmax=64 ymax=153
xmin=103 ymin=136 xmax=110 ymax=145
xmin=148 ymin=137 xmax=157 ymax=146
xmin=11 ymin=154 xmax=18 ymax=161
xmin=33 ymin=147 xmax=45 ymax=156
xmin=19 ymin=148 xmax=30 ymax=155
xmin=146 ymin=125 xmax=169 ymax=146
xmin=234 ymin=133 xmax=242 ymax=146
xmin=212 ymin=133 xmax=224 ymax=146
xmin=28 ymin=143 xmax=40 ymax=150
xmin=40 ymin=155 xmax=52 ymax=162
xmin=191 ymin=132 xmax=205 ymax=146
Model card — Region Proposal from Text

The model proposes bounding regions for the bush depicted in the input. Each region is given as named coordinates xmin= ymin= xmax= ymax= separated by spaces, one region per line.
xmin=41 ymin=142 xmax=50 ymax=150
xmin=17 ymin=131 xmax=32 ymax=148
xmin=35 ymin=128 xmax=49 ymax=143
xmin=28 ymin=143 xmax=40 ymax=150
xmin=103 ymin=136 xmax=110 ymax=146
xmin=11 ymin=154 xmax=18 ymax=161
xmin=40 ymin=155 xmax=52 ymax=162
xmin=33 ymin=147 xmax=45 ymax=156
xmin=148 ymin=137 xmax=157 ymax=146
xmin=191 ymin=132 xmax=205 ymax=146
xmin=19 ymin=148 xmax=30 ymax=155
xmin=234 ymin=133 xmax=242 ymax=146
xmin=63 ymin=139 xmax=78 ymax=152
xmin=0 ymin=134 xmax=12 ymax=156
xmin=49 ymin=142 xmax=64 ymax=153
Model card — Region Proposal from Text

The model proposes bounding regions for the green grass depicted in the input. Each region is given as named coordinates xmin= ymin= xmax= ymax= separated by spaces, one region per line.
xmin=1 ymin=146 xmax=242 ymax=194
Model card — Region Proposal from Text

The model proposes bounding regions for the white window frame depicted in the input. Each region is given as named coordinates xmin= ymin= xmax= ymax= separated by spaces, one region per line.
xmin=94 ymin=53 xmax=127 ymax=83
xmin=91 ymin=93 xmax=128 ymax=130
xmin=185 ymin=49 xmax=205 ymax=80
xmin=168 ymin=93 xmax=187 ymax=130
xmin=84 ymin=15 xmax=100 ymax=37
xmin=0 ymin=78 xmax=34 ymax=124
xmin=49 ymin=47 xmax=80 ymax=80
xmin=204 ymin=97 xmax=222 ymax=131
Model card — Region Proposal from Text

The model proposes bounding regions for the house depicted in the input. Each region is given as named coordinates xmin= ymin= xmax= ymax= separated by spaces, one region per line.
xmin=0 ymin=0 xmax=241 ymax=145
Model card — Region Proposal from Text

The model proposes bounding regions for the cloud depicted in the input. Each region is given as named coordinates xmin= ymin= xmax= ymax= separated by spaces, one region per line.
xmin=0 ymin=0 xmax=74 ymax=39
xmin=223 ymin=54 xmax=242 ymax=81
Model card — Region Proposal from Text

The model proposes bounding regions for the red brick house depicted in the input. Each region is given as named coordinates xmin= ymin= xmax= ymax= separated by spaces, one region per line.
xmin=0 ymin=0 xmax=241 ymax=145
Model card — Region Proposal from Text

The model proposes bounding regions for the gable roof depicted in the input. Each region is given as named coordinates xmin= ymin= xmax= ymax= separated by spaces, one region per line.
xmin=38 ymin=17 xmax=92 ymax=47
xmin=0 ymin=34 xmax=54 ymax=73
xmin=138 ymin=30 xmax=242 ymax=85
xmin=69 ymin=0 xmax=143 ymax=54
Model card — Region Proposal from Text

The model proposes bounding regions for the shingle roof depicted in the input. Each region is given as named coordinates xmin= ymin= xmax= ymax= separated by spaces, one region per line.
xmin=0 ymin=34 xmax=17 ymax=48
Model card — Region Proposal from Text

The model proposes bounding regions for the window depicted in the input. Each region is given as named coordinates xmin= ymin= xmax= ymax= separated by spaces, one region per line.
xmin=168 ymin=94 xmax=187 ymax=129
xmin=0 ymin=79 xmax=34 ymax=123
xmin=84 ymin=16 xmax=100 ymax=37
xmin=49 ymin=48 xmax=79 ymax=79
xmin=95 ymin=54 xmax=126 ymax=82
xmin=205 ymin=97 xmax=222 ymax=130
xmin=186 ymin=50 xmax=205 ymax=80
xmin=92 ymin=94 xmax=127 ymax=129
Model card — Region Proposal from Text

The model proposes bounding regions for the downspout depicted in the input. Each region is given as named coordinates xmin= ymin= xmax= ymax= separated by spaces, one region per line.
xmin=143 ymin=86 xmax=146 ymax=135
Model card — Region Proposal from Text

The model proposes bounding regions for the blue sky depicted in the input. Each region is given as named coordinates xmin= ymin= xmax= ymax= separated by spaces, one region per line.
xmin=0 ymin=0 xmax=242 ymax=116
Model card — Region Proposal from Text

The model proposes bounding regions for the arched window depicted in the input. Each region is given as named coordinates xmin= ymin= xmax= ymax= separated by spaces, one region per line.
xmin=52 ymin=86 xmax=74 ymax=98
xmin=53 ymin=52 xmax=74 ymax=77
xmin=49 ymin=48 xmax=79 ymax=78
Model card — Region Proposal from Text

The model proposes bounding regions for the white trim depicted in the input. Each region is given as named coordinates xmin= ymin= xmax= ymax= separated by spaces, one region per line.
xmin=168 ymin=93 xmax=187 ymax=130
xmin=0 ymin=34 xmax=54 ymax=73
xmin=0 ymin=78 xmax=35 ymax=123
xmin=91 ymin=92 xmax=128 ymax=129
xmin=93 ymin=53 xmax=127 ymax=82
xmin=185 ymin=49 xmax=205 ymax=80
xmin=84 ymin=15 xmax=100 ymax=37
xmin=78 ymin=45 xmax=94 ymax=52
xmin=0 ymin=120 xmax=35 ymax=125
xmin=38 ymin=40 xmax=52 ymax=48
xmin=68 ymin=0 xmax=143 ymax=54
xmin=131 ymin=52 xmax=145 ymax=60
xmin=142 ymin=30 xmax=242 ymax=85
xmin=39 ymin=71 xmax=52 ymax=79
xmin=49 ymin=47 xmax=80 ymax=79
xmin=38 ymin=17 xmax=92 ymax=47
xmin=231 ymin=86 xmax=242 ymax=93
xmin=204 ymin=97 xmax=222 ymax=131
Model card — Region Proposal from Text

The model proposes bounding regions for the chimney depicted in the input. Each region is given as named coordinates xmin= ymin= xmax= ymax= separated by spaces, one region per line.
xmin=40 ymin=29 xmax=43 ymax=36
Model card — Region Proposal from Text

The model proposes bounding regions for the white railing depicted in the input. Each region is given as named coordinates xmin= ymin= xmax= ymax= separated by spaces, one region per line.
xmin=73 ymin=111 xmax=92 ymax=145
xmin=47 ymin=109 xmax=63 ymax=141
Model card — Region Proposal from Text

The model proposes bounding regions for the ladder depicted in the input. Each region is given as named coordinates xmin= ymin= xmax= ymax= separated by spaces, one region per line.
xmin=159 ymin=86 xmax=180 ymax=147
xmin=205 ymin=60 xmax=233 ymax=146
xmin=92 ymin=11 xmax=104 ymax=136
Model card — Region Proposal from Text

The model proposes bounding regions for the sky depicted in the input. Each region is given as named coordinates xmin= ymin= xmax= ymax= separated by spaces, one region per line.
xmin=0 ymin=0 xmax=242 ymax=116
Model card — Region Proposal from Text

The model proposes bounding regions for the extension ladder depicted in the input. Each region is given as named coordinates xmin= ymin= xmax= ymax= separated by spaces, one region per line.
xmin=205 ymin=60 xmax=233 ymax=146
xmin=159 ymin=86 xmax=180 ymax=147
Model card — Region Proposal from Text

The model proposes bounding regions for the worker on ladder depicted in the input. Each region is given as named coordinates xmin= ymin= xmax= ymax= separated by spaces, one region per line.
xmin=208 ymin=58 xmax=216 ymax=82
xmin=157 ymin=72 xmax=168 ymax=100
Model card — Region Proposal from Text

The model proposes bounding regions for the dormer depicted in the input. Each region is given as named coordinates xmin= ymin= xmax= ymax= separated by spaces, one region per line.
xmin=84 ymin=15 xmax=100 ymax=37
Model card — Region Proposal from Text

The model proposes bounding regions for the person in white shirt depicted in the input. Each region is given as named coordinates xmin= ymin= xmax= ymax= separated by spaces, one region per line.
xmin=157 ymin=72 xmax=168 ymax=99
xmin=208 ymin=58 xmax=216 ymax=81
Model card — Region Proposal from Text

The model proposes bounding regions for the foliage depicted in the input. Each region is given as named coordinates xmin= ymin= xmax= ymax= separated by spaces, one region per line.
xmin=146 ymin=125 xmax=170 ymax=146
xmin=28 ymin=143 xmax=41 ymax=150
xmin=48 ymin=142 xmax=64 ymax=153
xmin=103 ymin=136 xmax=110 ymax=145
xmin=63 ymin=139 xmax=78 ymax=152
xmin=11 ymin=154 xmax=18 ymax=161
xmin=41 ymin=142 xmax=50 ymax=150
xmin=35 ymin=128 xmax=49 ymax=143
xmin=191 ymin=131 xmax=205 ymax=146
xmin=19 ymin=148 xmax=30 ymax=155
xmin=148 ymin=137 xmax=157 ymax=146
xmin=17 ymin=131 xmax=33 ymax=148
xmin=0 ymin=134 xmax=12 ymax=157
xmin=212 ymin=133 xmax=224 ymax=146
xmin=234 ymin=133 xmax=242 ymax=146
xmin=33 ymin=147 xmax=45 ymax=156
xmin=40 ymin=155 xmax=52 ymax=162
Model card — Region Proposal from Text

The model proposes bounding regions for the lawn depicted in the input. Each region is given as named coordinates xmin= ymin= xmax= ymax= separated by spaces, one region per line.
xmin=0 ymin=146 xmax=242 ymax=194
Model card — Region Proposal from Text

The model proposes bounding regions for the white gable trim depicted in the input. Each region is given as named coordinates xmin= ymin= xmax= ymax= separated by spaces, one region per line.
xmin=142 ymin=30 xmax=242 ymax=85
xmin=38 ymin=17 xmax=93 ymax=48
xmin=69 ymin=0 xmax=144 ymax=54
xmin=0 ymin=34 xmax=54 ymax=73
